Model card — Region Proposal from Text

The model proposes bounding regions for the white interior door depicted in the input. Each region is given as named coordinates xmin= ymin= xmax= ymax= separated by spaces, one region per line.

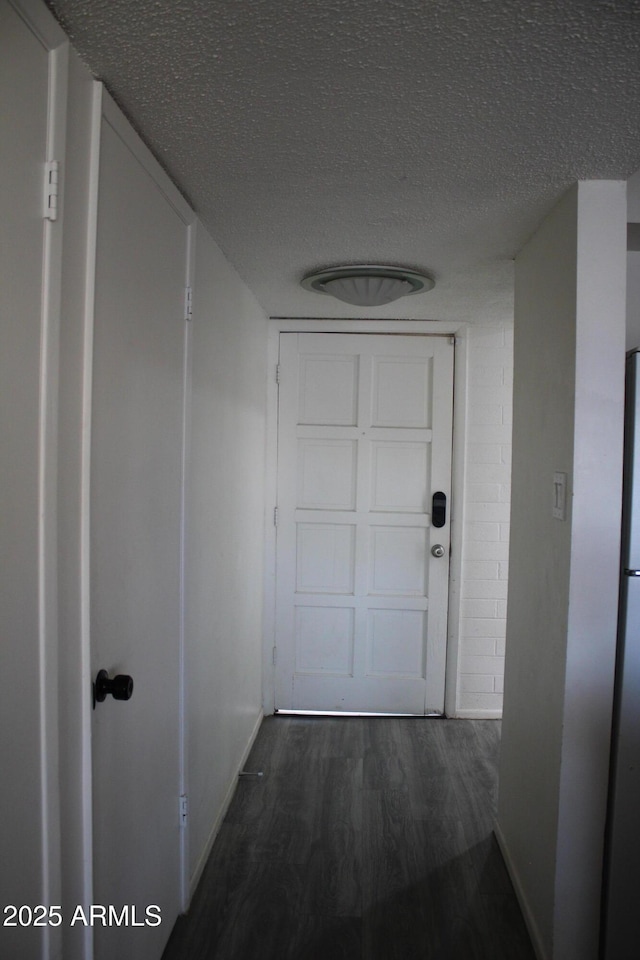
xmin=90 ymin=97 xmax=191 ymax=959
xmin=274 ymin=333 xmax=454 ymax=715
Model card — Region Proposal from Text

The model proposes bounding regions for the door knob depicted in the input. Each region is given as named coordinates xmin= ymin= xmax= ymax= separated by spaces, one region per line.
xmin=431 ymin=544 xmax=446 ymax=558
xmin=93 ymin=669 xmax=134 ymax=708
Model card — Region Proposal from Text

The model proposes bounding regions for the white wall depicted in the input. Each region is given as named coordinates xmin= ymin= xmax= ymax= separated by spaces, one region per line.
xmin=628 ymin=168 xmax=640 ymax=349
xmin=497 ymin=181 xmax=626 ymax=960
xmin=457 ymin=321 xmax=512 ymax=715
xmin=185 ymin=223 xmax=268 ymax=889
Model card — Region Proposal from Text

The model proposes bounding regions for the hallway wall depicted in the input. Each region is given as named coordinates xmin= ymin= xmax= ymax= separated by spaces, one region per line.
xmin=185 ymin=223 xmax=268 ymax=890
xmin=497 ymin=180 xmax=627 ymax=960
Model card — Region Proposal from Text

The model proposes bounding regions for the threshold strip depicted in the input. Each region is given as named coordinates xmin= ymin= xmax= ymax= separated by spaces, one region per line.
xmin=275 ymin=709 xmax=444 ymax=718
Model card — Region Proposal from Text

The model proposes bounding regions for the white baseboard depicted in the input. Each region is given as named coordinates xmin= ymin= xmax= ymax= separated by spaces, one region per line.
xmin=452 ymin=708 xmax=503 ymax=720
xmin=188 ymin=709 xmax=264 ymax=899
xmin=494 ymin=822 xmax=548 ymax=960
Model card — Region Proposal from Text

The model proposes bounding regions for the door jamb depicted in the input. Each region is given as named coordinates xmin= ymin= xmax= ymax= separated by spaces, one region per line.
xmin=178 ymin=221 xmax=196 ymax=912
xmin=262 ymin=318 xmax=469 ymax=718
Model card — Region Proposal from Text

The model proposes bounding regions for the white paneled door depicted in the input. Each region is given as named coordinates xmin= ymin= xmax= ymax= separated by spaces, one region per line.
xmin=274 ymin=333 xmax=454 ymax=715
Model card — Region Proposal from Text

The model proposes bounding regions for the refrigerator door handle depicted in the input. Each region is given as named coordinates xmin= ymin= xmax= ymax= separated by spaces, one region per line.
xmin=624 ymin=569 xmax=640 ymax=576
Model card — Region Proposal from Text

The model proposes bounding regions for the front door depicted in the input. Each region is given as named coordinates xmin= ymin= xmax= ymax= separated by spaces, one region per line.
xmin=90 ymin=97 xmax=191 ymax=959
xmin=274 ymin=333 xmax=454 ymax=715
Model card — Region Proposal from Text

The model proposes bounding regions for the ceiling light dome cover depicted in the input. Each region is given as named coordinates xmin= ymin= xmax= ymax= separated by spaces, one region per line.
xmin=302 ymin=265 xmax=435 ymax=307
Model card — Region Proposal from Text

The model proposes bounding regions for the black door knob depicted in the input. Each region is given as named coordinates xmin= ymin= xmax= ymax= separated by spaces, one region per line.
xmin=93 ymin=669 xmax=134 ymax=708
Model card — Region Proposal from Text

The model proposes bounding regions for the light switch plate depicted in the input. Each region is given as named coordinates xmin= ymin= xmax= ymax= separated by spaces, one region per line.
xmin=553 ymin=472 xmax=567 ymax=520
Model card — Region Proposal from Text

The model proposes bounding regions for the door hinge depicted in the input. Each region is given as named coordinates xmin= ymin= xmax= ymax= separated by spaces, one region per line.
xmin=179 ymin=794 xmax=188 ymax=827
xmin=275 ymin=364 xmax=281 ymax=384
xmin=273 ymin=505 xmax=279 ymax=526
xmin=272 ymin=646 xmax=277 ymax=666
xmin=44 ymin=161 xmax=60 ymax=221
xmin=184 ymin=286 xmax=193 ymax=321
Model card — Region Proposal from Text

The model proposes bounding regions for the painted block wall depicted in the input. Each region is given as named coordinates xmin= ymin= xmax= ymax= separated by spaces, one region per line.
xmin=457 ymin=321 xmax=513 ymax=716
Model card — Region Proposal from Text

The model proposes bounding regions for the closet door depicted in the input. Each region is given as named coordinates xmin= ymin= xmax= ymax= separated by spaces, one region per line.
xmin=90 ymin=93 xmax=192 ymax=960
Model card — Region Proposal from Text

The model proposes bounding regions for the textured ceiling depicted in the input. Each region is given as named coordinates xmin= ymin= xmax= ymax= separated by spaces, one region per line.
xmin=47 ymin=0 xmax=640 ymax=321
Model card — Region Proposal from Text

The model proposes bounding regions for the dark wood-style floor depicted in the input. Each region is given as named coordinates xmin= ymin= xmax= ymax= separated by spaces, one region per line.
xmin=162 ymin=716 xmax=535 ymax=960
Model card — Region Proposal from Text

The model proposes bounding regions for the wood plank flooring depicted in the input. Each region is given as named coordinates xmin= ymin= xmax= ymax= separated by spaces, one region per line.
xmin=162 ymin=717 xmax=535 ymax=960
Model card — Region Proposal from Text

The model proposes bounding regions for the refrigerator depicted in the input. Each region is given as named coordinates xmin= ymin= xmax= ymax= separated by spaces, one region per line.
xmin=603 ymin=348 xmax=640 ymax=959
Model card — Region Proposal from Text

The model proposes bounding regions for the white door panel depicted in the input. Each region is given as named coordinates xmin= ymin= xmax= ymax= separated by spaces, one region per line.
xmin=275 ymin=333 xmax=454 ymax=715
xmin=90 ymin=102 xmax=189 ymax=960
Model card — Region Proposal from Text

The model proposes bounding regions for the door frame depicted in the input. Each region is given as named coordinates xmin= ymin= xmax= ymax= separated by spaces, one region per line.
xmin=73 ymin=83 xmax=195 ymax=955
xmin=4 ymin=3 xmax=69 ymax=958
xmin=263 ymin=318 xmax=471 ymax=718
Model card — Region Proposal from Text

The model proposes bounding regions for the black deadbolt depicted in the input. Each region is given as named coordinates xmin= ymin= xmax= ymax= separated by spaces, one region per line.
xmin=432 ymin=491 xmax=447 ymax=528
xmin=93 ymin=669 xmax=134 ymax=708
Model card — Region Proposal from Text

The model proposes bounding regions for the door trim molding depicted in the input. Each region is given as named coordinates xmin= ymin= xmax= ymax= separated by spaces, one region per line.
xmin=262 ymin=319 xmax=470 ymax=718
xmin=40 ymin=26 xmax=69 ymax=960
xmin=6 ymin=2 xmax=73 ymax=956
xmin=178 ymin=221 xmax=196 ymax=912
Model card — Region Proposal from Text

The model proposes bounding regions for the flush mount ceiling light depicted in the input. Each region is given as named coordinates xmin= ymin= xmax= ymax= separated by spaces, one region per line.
xmin=301 ymin=264 xmax=435 ymax=307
